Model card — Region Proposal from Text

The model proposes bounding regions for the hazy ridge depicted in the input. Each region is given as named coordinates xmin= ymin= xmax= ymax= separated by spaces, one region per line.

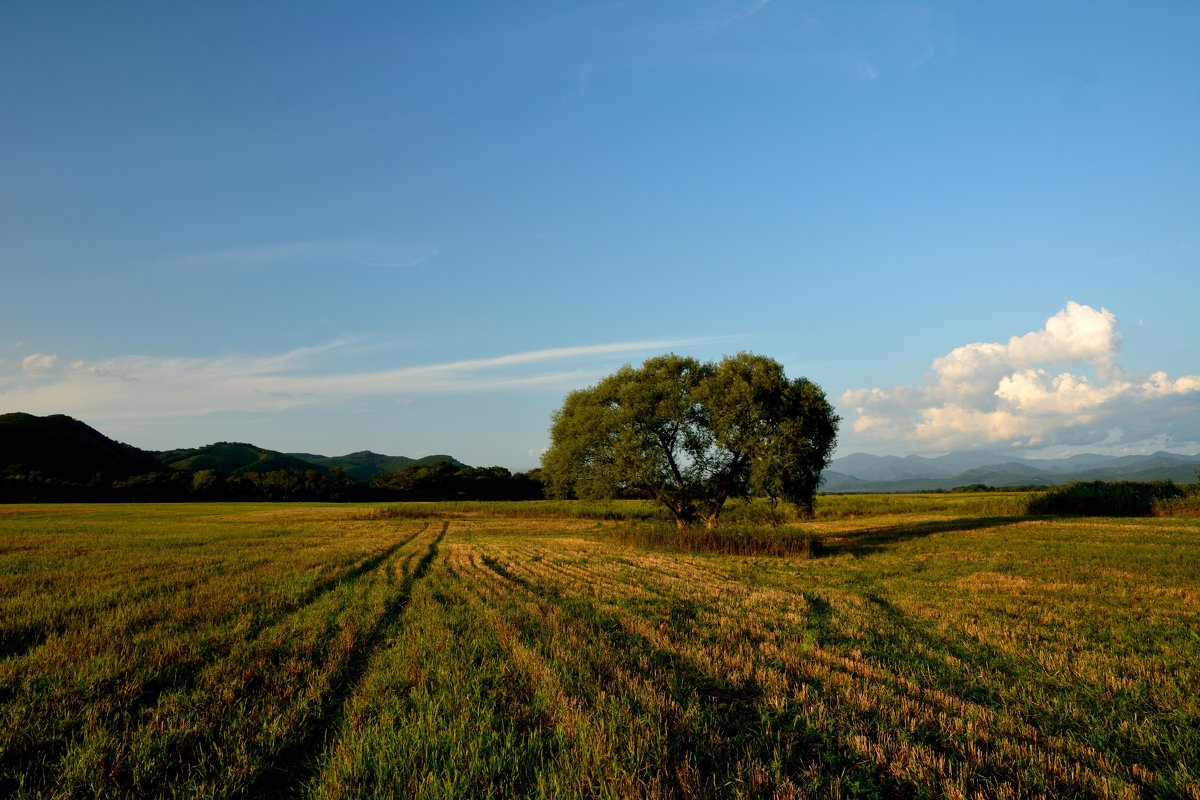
xmin=824 ymin=450 xmax=1200 ymax=492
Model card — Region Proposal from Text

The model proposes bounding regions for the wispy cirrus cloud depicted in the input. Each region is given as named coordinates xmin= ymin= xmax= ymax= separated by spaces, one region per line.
xmin=719 ymin=0 xmax=772 ymax=28
xmin=842 ymin=302 xmax=1200 ymax=455
xmin=543 ymin=1 xmax=949 ymax=85
xmin=0 ymin=338 xmax=702 ymax=422
xmin=179 ymin=238 xmax=439 ymax=270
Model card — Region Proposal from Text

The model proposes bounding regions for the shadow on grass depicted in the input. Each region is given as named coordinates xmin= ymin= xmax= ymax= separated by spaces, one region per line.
xmin=0 ymin=528 xmax=435 ymax=795
xmin=837 ymin=582 xmax=1130 ymax=795
xmin=487 ymin=582 xmax=912 ymax=800
xmin=822 ymin=515 xmax=1028 ymax=557
xmin=250 ymin=522 xmax=448 ymax=798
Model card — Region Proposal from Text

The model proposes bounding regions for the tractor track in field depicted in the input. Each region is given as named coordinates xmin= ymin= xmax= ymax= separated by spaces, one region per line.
xmin=249 ymin=520 xmax=449 ymax=799
xmin=0 ymin=525 xmax=429 ymax=794
xmin=458 ymin=541 xmax=919 ymax=800
xmin=0 ymin=556 xmax=280 ymax=663
xmin=0 ymin=526 xmax=419 ymax=666
xmin=108 ymin=524 xmax=434 ymax=730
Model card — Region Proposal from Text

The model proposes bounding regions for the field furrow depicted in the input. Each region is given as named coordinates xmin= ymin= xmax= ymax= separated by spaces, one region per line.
xmin=1 ymin=501 xmax=1197 ymax=799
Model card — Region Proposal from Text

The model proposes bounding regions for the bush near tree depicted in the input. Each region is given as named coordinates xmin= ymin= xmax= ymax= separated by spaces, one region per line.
xmin=1029 ymin=480 xmax=1186 ymax=517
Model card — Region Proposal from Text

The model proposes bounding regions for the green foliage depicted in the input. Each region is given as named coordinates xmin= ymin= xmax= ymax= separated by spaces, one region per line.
xmin=1153 ymin=475 xmax=1200 ymax=517
xmin=949 ymin=483 xmax=994 ymax=493
xmin=542 ymin=352 xmax=838 ymax=527
xmin=1028 ymin=480 xmax=1184 ymax=517
xmin=371 ymin=463 xmax=543 ymax=501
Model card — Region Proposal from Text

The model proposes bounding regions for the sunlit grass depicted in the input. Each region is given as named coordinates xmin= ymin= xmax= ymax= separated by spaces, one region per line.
xmin=1 ymin=500 xmax=1197 ymax=798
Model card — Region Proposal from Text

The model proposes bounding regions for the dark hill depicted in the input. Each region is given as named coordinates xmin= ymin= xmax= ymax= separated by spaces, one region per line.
xmin=156 ymin=443 xmax=327 ymax=476
xmin=0 ymin=412 xmax=163 ymax=481
xmin=289 ymin=451 xmax=468 ymax=482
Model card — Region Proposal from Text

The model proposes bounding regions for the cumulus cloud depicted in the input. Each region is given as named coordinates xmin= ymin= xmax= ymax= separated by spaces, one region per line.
xmin=0 ymin=338 xmax=700 ymax=422
xmin=842 ymin=302 xmax=1200 ymax=454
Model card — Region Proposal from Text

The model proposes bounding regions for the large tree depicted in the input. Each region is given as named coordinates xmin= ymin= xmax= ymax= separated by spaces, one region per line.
xmin=541 ymin=353 xmax=838 ymax=527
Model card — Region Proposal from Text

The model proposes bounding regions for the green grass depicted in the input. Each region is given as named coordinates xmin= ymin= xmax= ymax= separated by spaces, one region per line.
xmin=1 ymin=500 xmax=1197 ymax=798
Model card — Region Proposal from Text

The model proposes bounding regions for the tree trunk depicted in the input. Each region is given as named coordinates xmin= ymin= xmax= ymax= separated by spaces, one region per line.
xmin=703 ymin=488 xmax=730 ymax=528
xmin=669 ymin=493 xmax=694 ymax=528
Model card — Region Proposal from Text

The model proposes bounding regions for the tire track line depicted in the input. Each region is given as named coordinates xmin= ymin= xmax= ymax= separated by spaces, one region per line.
xmin=250 ymin=520 xmax=449 ymax=798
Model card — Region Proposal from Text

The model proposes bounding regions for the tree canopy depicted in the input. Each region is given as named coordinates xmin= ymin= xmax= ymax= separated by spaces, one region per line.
xmin=541 ymin=353 xmax=839 ymax=527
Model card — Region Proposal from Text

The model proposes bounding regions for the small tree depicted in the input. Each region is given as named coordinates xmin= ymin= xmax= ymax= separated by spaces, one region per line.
xmin=542 ymin=352 xmax=838 ymax=527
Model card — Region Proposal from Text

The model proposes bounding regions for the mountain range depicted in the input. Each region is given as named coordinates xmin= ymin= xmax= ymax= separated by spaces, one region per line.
xmin=823 ymin=450 xmax=1200 ymax=492
xmin=1 ymin=412 xmax=466 ymax=483
xmin=287 ymin=451 xmax=468 ymax=482
xmin=3 ymin=412 xmax=1198 ymax=492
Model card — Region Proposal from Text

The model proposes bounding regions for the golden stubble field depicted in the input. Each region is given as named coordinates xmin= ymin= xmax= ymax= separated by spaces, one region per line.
xmin=1 ymin=498 xmax=1197 ymax=799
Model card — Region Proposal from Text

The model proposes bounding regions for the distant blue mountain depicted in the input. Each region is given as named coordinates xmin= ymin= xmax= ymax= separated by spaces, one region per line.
xmin=823 ymin=450 xmax=1200 ymax=492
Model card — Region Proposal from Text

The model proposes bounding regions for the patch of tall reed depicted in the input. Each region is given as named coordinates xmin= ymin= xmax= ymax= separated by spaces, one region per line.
xmin=609 ymin=521 xmax=823 ymax=557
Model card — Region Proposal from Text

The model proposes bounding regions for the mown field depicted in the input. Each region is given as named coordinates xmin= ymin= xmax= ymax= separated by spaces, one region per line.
xmin=1 ymin=497 xmax=1197 ymax=799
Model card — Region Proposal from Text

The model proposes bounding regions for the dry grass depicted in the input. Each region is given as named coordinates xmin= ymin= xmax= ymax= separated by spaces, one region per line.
xmin=1 ymin=500 xmax=1197 ymax=798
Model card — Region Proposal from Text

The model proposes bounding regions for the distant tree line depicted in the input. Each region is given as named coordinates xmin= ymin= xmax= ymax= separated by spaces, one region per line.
xmin=0 ymin=463 xmax=545 ymax=503
xmin=370 ymin=461 xmax=543 ymax=501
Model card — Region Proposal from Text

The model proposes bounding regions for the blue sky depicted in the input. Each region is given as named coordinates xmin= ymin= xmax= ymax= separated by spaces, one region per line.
xmin=2 ymin=1 xmax=1197 ymax=468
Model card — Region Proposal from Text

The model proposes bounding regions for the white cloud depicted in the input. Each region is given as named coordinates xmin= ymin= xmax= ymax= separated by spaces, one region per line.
xmin=1006 ymin=301 xmax=1120 ymax=368
xmin=0 ymin=338 xmax=700 ymax=423
xmin=1142 ymin=371 xmax=1200 ymax=398
xmin=842 ymin=302 xmax=1200 ymax=454
xmin=21 ymin=353 xmax=58 ymax=373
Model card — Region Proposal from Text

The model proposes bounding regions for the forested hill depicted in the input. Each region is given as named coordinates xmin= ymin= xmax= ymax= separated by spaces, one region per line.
xmin=0 ymin=413 xmax=467 ymax=483
xmin=0 ymin=412 xmax=485 ymax=502
xmin=0 ymin=412 xmax=164 ymax=481
xmin=157 ymin=443 xmax=325 ymax=476
xmin=288 ymin=451 xmax=468 ymax=482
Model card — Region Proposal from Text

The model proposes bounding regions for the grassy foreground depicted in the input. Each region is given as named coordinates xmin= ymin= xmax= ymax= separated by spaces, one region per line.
xmin=1 ymin=498 xmax=1197 ymax=799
